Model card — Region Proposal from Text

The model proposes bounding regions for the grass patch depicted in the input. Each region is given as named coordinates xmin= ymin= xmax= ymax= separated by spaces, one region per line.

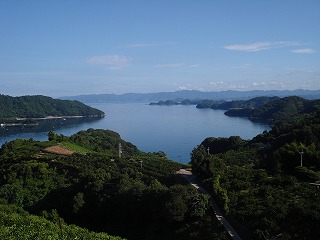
xmin=59 ymin=141 xmax=94 ymax=154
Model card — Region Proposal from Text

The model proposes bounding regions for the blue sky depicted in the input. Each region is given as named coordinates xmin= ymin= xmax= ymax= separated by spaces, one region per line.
xmin=1 ymin=0 xmax=319 ymax=97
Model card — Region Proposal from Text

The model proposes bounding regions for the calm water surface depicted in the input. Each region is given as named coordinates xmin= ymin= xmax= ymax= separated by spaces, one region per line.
xmin=0 ymin=103 xmax=270 ymax=163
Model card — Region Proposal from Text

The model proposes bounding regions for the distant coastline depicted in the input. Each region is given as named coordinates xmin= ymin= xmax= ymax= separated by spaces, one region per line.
xmin=16 ymin=114 xmax=105 ymax=120
xmin=1 ymin=114 xmax=105 ymax=127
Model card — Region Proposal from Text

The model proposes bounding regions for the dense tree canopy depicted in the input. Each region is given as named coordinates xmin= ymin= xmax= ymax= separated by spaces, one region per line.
xmin=2 ymin=94 xmax=320 ymax=239
xmin=0 ymin=129 xmax=227 ymax=240
xmin=0 ymin=203 xmax=124 ymax=240
xmin=196 ymin=96 xmax=278 ymax=110
xmin=225 ymin=96 xmax=320 ymax=124
xmin=191 ymin=102 xmax=320 ymax=239
xmin=0 ymin=94 xmax=105 ymax=119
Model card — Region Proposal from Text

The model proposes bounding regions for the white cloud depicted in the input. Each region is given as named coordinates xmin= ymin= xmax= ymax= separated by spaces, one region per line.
xmin=87 ymin=55 xmax=131 ymax=69
xmin=155 ymin=63 xmax=185 ymax=68
xmin=209 ymin=81 xmax=224 ymax=87
xmin=252 ymin=81 xmax=287 ymax=89
xmin=120 ymin=42 xmax=174 ymax=48
xmin=291 ymin=48 xmax=316 ymax=54
xmin=177 ymin=85 xmax=188 ymax=90
xmin=209 ymin=80 xmax=287 ymax=90
xmin=224 ymin=41 xmax=300 ymax=52
xmin=252 ymin=82 xmax=266 ymax=87
xmin=209 ymin=81 xmax=246 ymax=90
xmin=228 ymin=84 xmax=246 ymax=89
xmin=177 ymin=84 xmax=204 ymax=91
xmin=154 ymin=63 xmax=199 ymax=68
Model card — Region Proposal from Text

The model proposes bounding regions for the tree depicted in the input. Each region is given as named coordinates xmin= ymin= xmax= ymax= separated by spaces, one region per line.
xmin=48 ymin=131 xmax=58 ymax=141
xmin=188 ymin=194 xmax=209 ymax=218
xmin=165 ymin=185 xmax=194 ymax=222
xmin=73 ymin=192 xmax=85 ymax=213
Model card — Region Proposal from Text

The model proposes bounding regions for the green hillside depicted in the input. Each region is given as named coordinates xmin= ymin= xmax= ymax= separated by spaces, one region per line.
xmin=225 ymin=96 xmax=320 ymax=124
xmin=196 ymin=96 xmax=278 ymax=110
xmin=0 ymin=94 xmax=105 ymax=119
xmin=191 ymin=102 xmax=320 ymax=239
xmin=0 ymin=129 xmax=226 ymax=240
xmin=2 ymin=96 xmax=320 ymax=239
xmin=0 ymin=203 xmax=124 ymax=240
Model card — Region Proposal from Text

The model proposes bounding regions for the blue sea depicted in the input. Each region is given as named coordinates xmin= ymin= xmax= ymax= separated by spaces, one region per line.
xmin=0 ymin=103 xmax=270 ymax=163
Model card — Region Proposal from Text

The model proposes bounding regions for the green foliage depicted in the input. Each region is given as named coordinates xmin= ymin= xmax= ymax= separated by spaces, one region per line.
xmin=150 ymin=99 xmax=202 ymax=106
xmin=196 ymin=96 xmax=278 ymax=110
xmin=150 ymin=100 xmax=179 ymax=105
xmin=201 ymin=136 xmax=248 ymax=154
xmin=73 ymin=192 xmax=85 ymax=213
xmin=294 ymin=166 xmax=320 ymax=182
xmin=0 ymin=203 xmax=125 ymax=240
xmin=0 ymin=129 xmax=222 ymax=240
xmin=58 ymin=141 xmax=93 ymax=154
xmin=188 ymin=194 xmax=209 ymax=218
xmin=191 ymin=104 xmax=320 ymax=239
xmin=165 ymin=185 xmax=194 ymax=222
xmin=48 ymin=131 xmax=58 ymax=141
xmin=225 ymin=96 xmax=320 ymax=125
xmin=0 ymin=94 xmax=104 ymax=119
xmin=0 ymin=160 xmax=62 ymax=207
xmin=212 ymin=175 xmax=229 ymax=213
xmin=69 ymin=128 xmax=139 ymax=155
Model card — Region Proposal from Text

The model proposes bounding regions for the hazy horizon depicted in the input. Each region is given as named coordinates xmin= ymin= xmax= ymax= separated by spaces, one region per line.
xmin=61 ymin=88 xmax=320 ymax=98
xmin=3 ymin=88 xmax=320 ymax=99
xmin=1 ymin=1 xmax=319 ymax=97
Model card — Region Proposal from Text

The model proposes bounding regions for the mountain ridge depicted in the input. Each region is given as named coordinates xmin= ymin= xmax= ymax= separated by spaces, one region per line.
xmin=60 ymin=89 xmax=320 ymax=103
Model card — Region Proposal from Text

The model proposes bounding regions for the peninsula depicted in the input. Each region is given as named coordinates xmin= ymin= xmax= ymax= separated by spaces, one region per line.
xmin=0 ymin=94 xmax=105 ymax=126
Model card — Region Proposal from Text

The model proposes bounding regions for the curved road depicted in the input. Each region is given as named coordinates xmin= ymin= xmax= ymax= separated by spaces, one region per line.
xmin=176 ymin=169 xmax=241 ymax=240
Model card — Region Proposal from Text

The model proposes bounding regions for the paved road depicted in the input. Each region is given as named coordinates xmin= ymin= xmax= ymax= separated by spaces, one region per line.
xmin=176 ymin=169 xmax=242 ymax=240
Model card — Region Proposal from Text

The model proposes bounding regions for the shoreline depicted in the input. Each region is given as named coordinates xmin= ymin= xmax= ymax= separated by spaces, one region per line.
xmin=1 ymin=114 xmax=105 ymax=127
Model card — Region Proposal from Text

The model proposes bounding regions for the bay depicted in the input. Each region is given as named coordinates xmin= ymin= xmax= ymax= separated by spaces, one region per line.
xmin=0 ymin=102 xmax=270 ymax=163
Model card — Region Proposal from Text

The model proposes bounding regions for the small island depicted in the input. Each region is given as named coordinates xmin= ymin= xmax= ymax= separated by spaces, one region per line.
xmin=149 ymin=99 xmax=202 ymax=106
xmin=0 ymin=94 xmax=105 ymax=126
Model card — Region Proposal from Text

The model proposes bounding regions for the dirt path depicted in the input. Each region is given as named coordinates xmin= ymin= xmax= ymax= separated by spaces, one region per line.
xmin=176 ymin=169 xmax=241 ymax=240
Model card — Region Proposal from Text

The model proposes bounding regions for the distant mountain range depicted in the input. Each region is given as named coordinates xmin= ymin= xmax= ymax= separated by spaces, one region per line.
xmin=60 ymin=89 xmax=320 ymax=103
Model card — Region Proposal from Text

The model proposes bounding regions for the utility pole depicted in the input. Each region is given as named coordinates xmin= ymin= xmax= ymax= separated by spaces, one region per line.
xmin=207 ymin=147 xmax=210 ymax=154
xmin=140 ymin=160 xmax=143 ymax=169
xmin=119 ymin=143 xmax=122 ymax=158
xmin=299 ymin=150 xmax=304 ymax=167
xmin=178 ymin=155 xmax=181 ymax=163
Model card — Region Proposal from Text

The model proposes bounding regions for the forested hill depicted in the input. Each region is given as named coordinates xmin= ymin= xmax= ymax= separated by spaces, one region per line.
xmin=191 ymin=104 xmax=320 ymax=239
xmin=196 ymin=96 xmax=278 ymax=110
xmin=150 ymin=96 xmax=320 ymax=126
xmin=0 ymin=94 xmax=105 ymax=119
xmin=224 ymin=96 xmax=320 ymax=124
xmin=0 ymin=129 xmax=227 ymax=240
